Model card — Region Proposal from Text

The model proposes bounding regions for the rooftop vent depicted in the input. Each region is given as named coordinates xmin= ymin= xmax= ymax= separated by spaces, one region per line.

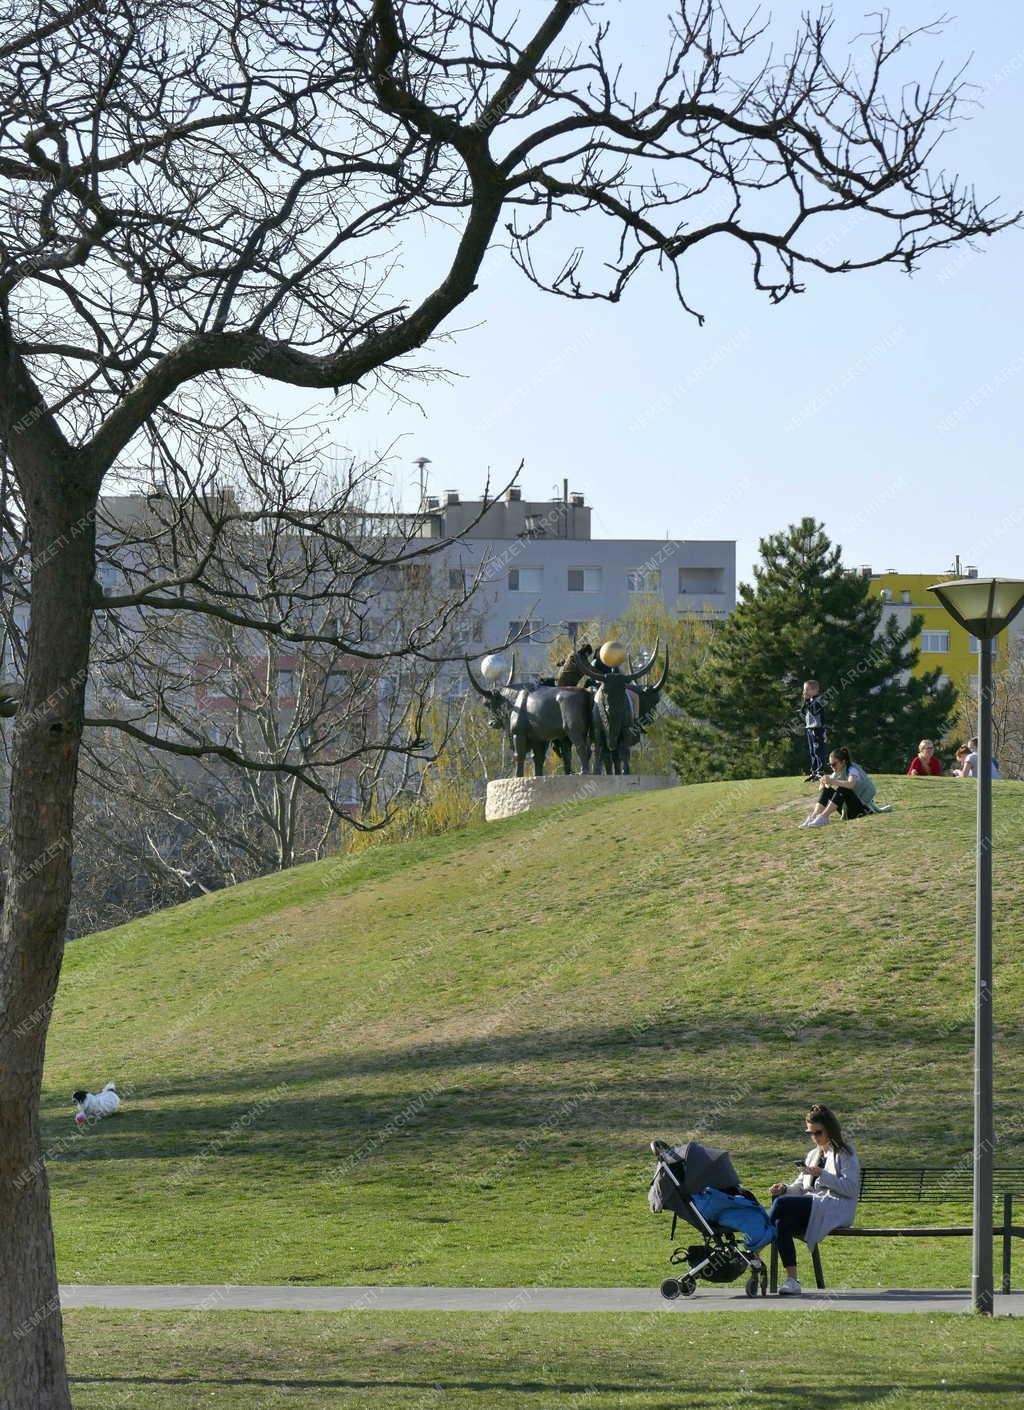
xmin=444 ymin=490 xmax=460 ymax=506
xmin=570 ymin=492 xmax=585 ymax=507
xmin=506 ymin=487 xmax=522 ymax=501
xmin=858 ymin=565 xmax=873 ymax=578
xmin=965 ymin=564 xmax=979 ymax=578
xmin=425 ymin=496 xmax=439 ymax=509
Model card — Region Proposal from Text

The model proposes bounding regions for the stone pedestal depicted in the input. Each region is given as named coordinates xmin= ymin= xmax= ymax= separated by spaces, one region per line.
xmin=484 ymin=772 xmax=678 ymax=821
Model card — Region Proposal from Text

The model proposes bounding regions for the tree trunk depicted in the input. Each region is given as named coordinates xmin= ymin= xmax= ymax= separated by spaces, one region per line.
xmin=0 ymin=484 xmax=97 ymax=1410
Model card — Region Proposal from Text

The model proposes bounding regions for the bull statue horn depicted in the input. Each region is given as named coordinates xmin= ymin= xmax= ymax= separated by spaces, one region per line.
xmin=650 ymin=643 xmax=669 ymax=691
xmin=465 ymin=660 xmax=493 ymax=698
xmin=622 ymin=636 xmax=660 ymax=684
xmin=505 ymin=654 xmax=517 ymax=688
xmin=570 ymin=652 xmax=604 ymax=685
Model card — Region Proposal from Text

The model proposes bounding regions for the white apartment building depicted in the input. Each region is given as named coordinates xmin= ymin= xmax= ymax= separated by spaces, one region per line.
xmin=416 ymin=484 xmax=736 ymax=671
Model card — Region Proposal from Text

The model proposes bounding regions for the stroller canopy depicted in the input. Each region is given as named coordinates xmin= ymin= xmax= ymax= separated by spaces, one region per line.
xmin=666 ymin=1142 xmax=742 ymax=1196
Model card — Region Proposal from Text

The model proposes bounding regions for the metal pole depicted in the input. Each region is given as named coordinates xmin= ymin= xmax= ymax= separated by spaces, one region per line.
xmin=973 ymin=640 xmax=994 ymax=1313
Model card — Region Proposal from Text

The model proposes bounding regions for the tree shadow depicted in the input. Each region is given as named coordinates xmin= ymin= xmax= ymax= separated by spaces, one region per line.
xmin=65 ymin=1372 xmax=1024 ymax=1406
xmin=40 ymin=1010 xmax=1023 ymax=1172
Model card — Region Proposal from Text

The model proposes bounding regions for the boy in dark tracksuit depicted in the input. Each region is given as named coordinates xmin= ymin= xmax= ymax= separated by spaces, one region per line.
xmin=802 ymin=680 xmax=827 ymax=781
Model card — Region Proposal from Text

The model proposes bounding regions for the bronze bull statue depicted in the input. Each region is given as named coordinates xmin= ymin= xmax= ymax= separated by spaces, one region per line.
xmin=466 ymin=656 xmax=594 ymax=775
xmin=467 ymin=643 xmax=667 ymax=778
xmin=573 ymin=640 xmax=661 ymax=775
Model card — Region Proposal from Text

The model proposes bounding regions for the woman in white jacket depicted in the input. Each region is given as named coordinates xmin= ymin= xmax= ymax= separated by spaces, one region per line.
xmin=767 ymin=1103 xmax=860 ymax=1296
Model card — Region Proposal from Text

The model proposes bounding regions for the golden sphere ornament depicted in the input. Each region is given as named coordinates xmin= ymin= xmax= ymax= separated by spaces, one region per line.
xmin=599 ymin=640 xmax=627 ymax=667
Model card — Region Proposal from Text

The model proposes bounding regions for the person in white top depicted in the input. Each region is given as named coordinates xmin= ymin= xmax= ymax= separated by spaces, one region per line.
xmin=954 ymin=738 xmax=1002 ymax=779
xmin=767 ymin=1103 xmax=861 ymax=1296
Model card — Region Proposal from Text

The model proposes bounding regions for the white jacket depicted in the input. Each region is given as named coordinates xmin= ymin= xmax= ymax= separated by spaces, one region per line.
xmin=783 ymin=1143 xmax=860 ymax=1249
xmin=78 ymin=1083 xmax=120 ymax=1119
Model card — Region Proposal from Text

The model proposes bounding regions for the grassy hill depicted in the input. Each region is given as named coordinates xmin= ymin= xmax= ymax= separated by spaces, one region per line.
xmin=44 ymin=774 xmax=1024 ymax=1289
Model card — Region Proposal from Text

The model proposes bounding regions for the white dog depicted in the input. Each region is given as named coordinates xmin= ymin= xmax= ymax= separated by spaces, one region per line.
xmin=73 ymin=1083 xmax=121 ymax=1120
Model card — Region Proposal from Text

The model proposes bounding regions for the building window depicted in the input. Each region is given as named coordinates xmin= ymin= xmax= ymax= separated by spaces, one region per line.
xmin=276 ymin=668 xmax=295 ymax=695
xmin=564 ymin=621 xmax=581 ymax=642
xmin=567 ymin=567 xmax=601 ymax=593
xmin=627 ymin=569 xmax=661 ymax=593
xmin=969 ymin=635 xmax=998 ymax=655
xmin=508 ymin=566 xmax=542 ymax=593
xmin=678 ymin=567 xmax=723 ymax=595
xmin=402 ymin=562 xmax=430 ymax=591
xmin=448 ymin=567 xmax=467 ymax=591
xmin=205 ymin=667 xmax=233 ymax=700
xmin=919 ymin=631 xmax=949 ymax=653
xmin=509 ymin=620 xmax=536 ymax=640
xmin=326 ymin=670 xmax=347 ymax=693
xmin=879 ymin=588 xmax=893 ymax=603
xmin=900 ymin=590 xmax=912 ymax=604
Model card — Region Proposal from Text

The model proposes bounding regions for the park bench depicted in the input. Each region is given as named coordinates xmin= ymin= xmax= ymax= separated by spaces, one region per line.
xmin=768 ymin=1166 xmax=1024 ymax=1293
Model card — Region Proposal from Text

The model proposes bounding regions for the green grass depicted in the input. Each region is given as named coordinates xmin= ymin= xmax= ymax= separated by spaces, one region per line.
xmin=44 ymin=775 xmax=1024 ymax=1289
xmin=62 ymin=1310 xmax=1024 ymax=1409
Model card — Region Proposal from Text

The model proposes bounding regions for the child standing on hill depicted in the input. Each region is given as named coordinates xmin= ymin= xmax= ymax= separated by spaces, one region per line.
xmin=801 ymin=680 xmax=827 ymax=782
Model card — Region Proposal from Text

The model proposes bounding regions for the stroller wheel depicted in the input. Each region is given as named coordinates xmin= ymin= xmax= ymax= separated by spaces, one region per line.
xmin=660 ymin=1278 xmax=681 ymax=1300
xmin=678 ymin=1275 xmax=697 ymax=1297
xmin=744 ymin=1273 xmax=759 ymax=1298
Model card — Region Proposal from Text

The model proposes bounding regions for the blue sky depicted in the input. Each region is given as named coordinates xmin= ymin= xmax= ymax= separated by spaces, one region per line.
xmin=272 ymin=2 xmax=1024 ymax=586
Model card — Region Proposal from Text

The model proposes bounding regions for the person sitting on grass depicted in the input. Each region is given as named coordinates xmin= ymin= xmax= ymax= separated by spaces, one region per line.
xmin=799 ymin=748 xmax=890 ymax=828
xmin=906 ymin=739 xmax=942 ymax=776
xmin=768 ymin=1103 xmax=861 ymax=1297
xmin=954 ymin=737 xmax=1002 ymax=779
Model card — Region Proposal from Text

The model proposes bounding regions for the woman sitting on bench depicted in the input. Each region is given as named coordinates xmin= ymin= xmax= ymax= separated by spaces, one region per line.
xmin=768 ymin=1103 xmax=861 ymax=1296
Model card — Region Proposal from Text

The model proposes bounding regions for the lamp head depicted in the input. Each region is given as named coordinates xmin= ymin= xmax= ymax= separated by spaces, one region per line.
xmin=927 ymin=578 xmax=1024 ymax=641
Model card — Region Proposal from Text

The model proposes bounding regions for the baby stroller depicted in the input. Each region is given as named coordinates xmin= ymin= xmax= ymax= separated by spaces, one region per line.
xmin=648 ymin=1139 xmax=773 ymax=1299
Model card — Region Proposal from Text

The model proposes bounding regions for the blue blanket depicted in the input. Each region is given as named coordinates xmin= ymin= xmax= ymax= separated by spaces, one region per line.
xmin=691 ymin=1187 xmax=776 ymax=1253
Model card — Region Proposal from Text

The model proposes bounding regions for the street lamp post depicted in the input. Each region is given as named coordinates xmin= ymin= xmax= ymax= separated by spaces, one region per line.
xmin=928 ymin=577 xmax=1024 ymax=1314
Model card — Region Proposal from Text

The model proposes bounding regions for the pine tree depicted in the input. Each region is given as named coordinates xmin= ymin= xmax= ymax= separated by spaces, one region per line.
xmin=669 ymin=519 xmax=957 ymax=780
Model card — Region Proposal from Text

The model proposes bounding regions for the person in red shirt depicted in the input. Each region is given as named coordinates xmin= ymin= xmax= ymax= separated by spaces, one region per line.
xmin=907 ymin=739 xmax=942 ymax=775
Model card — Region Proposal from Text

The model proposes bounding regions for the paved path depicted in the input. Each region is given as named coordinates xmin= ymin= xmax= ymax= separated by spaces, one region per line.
xmin=59 ymin=1285 xmax=1024 ymax=1315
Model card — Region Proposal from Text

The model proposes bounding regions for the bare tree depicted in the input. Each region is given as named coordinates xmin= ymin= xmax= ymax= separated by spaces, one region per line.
xmin=956 ymin=639 xmax=1024 ymax=781
xmin=0 ymin=0 xmax=1014 ymax=1401
xmin=66 ymin=458 xmax=486 ymax=927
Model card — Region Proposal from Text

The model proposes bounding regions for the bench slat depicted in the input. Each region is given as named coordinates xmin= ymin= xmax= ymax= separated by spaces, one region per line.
xmin=833 ymin=1225 xmax=1024 ymax=1238
xmin=858 ymin=1167 xmax=1024 ymax=1201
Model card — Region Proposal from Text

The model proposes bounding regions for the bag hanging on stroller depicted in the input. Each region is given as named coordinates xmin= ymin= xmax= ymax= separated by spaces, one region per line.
xmin=648 ymin=1139 xmax=774 ymax=1299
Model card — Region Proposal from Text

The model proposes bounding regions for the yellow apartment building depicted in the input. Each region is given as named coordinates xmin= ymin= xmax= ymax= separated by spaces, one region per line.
xmin=859 ymin=567 xmax=1002 ymax=691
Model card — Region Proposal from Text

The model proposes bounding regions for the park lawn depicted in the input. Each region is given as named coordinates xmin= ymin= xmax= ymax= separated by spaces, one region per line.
xmin=62 ymin=1309 xmax=1024 ymax=1409
xmin=44 ymin=775 xmax=1024 ymax=1289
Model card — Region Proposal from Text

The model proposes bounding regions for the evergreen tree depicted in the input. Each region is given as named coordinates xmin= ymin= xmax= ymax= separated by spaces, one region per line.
xmin=669 ymin=519 xmax=957 ymax=780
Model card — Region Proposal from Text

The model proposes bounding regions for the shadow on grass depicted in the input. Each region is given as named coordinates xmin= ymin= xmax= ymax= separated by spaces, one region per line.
xmin=69 ymin=1375 xmax=657 ymax=1392
xmin=65 ymin=1373 xmax=1024 ymax=1406
xmin=42 ymin=1011 xmax=1023 ymax=1174
xmin=52 ymin=1008 xmax=989 ymax=1100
